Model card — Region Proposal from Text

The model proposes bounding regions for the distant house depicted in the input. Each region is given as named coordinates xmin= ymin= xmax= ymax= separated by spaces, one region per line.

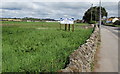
xmin=112 ymin=18 xmax=119 ymax=23
xmin=74 ymin=19 xmax=84 ymax=23
xmin=1 ymin=18 xmax=22 ymax=21
xmin=106 ymin=17 xmax=119 ymax=23
xmin=27 ymin=20 xmax=32 ymax=22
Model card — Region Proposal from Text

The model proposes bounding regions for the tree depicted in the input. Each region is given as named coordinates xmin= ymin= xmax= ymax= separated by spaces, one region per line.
xmin=83 ymin=6 xmax=108 ymax=23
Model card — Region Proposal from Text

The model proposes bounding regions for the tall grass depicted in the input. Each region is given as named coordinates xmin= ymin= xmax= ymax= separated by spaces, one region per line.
xmin=2 ymin=21 xmax=93 ymax=72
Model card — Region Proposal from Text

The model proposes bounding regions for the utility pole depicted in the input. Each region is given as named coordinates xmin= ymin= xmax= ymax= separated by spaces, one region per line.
xmin=99 ymin=0 xmax=102 ymax=30
xmin=91 ymin=4 xmax=93 ymax=22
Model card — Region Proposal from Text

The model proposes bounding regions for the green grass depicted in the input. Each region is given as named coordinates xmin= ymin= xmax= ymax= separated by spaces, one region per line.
xmin=114 ymin=25 xmax=120 ymax=27
xmin=105 ymin=23 xmax=120 ymax=27
xmin=2 ymin=21 xmax=93 ymax=72
xmin=75 ymin=23 xmax=89 ymax=26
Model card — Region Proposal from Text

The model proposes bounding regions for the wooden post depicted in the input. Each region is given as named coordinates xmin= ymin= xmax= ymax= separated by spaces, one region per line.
xmin=72 ymin=24 xmax=74 ymax=32
xmin=65 ymin=24 xmax=67 ymax=31
xmin=68 ymin=24 xmax=70 ymax=31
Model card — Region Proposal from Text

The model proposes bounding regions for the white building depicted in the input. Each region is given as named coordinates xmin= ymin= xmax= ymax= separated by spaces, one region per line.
xmin=112 ymin=18 xmax=119 ymax=23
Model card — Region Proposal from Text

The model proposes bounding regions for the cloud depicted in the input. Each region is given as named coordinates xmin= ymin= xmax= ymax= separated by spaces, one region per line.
xmin=102 ymin=2 xmax=118 ymax=17
xmin=0 ymin=2 xmax=118 ymax=19
xmin=1 ymin=0 xmax=119 ymax=2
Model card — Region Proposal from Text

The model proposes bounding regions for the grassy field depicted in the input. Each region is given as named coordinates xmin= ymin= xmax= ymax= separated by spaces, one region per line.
xmin=2 ymin=21 xmax=93 ymax=72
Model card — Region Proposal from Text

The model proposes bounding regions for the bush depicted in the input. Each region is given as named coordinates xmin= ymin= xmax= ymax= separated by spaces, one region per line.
xmin=113 ymin=20 xmax=120 ymax=25
xmin=89 ymin=21 xmax=96 ymax=24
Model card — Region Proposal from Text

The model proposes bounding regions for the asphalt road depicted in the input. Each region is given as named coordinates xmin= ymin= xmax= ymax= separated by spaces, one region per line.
xmin=95 ymin=25 xmax=119 ymax=72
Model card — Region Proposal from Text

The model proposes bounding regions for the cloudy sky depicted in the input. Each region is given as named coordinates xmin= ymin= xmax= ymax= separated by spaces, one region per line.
xmin=0 ymin=1 xmax=119 ymax=20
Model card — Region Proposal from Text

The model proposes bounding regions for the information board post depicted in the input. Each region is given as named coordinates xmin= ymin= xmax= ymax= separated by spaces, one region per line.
xmin=68 ymin=24 xmax=70 ymax=31
xmin=60 ymin=18 xmax=74 ymax=32
xmin=72 ymin=24 xmax=74 ymax=32
xmin=65 ymin=24 xmax=67 ymax=31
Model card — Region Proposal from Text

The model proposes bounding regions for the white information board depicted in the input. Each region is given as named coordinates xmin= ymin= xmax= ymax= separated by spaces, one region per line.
xmin=60 ymin=18 xmax=74 ymax=24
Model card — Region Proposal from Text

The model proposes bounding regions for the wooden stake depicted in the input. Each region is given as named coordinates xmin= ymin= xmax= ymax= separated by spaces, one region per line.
xmin=72 ymin=24 xmax=74 ymax=32
xmin=68 ymin=24 xmax=70 ymax=31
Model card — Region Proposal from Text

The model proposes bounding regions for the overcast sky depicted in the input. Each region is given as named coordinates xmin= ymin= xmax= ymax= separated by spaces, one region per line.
xmin=0 ymin=1 xmax=119 ymax=20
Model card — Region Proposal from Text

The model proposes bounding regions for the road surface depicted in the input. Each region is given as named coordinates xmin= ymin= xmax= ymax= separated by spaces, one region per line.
xmin=95 ymin=25 xmax=119 ymax=72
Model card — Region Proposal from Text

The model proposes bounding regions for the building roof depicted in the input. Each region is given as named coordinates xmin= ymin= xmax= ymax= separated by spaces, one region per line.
xmin=107 ymin=17 xmax=120 ymax=21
